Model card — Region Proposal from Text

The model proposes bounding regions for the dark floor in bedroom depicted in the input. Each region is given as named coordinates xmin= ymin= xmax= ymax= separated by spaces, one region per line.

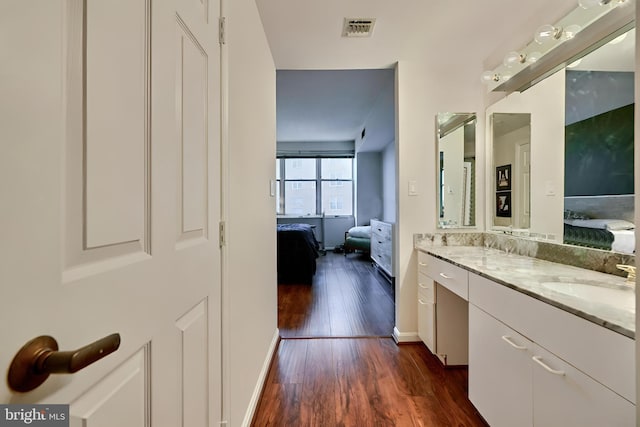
xmin=252 ymin=252 xmax=486 ymax=426
xmin=278 ymin=251 xmax=395 ymax=338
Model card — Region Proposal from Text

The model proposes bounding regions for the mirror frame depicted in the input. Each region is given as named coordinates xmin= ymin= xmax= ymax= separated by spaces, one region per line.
xmin=435 ymin=112 xmax=477 ymax=230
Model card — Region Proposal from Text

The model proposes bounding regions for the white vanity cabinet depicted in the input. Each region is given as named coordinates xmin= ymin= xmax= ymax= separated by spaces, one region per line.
xmin=417 ymin=251 xmax=436 ymax=351
xmin=469 ymin=305 xmax=533 ymax=427
xmin=417 ymin=250 xmax=468 ymax=365
xmin=371 ymin=220 xmax=394 ymax=277
xmin=468 ymin=272 xmax=635 ymax=427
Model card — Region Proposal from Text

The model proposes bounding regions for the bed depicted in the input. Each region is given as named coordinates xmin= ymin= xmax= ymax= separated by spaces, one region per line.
xmin=563 ymin=208 xmax=635 ymax=254
xmin=277 ymin=223 xmax=320 ymax=284
xmin=344 ymin=225 xmax=371 ymax=255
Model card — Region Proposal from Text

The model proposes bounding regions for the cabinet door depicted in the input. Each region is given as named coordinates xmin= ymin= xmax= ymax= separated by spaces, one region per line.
xmin=417 ymin=297 xmax=435 ymax=352
xmin=532 ymin=344 xmax=635 ymax=427
xmin=469 ymin=305 xmax=533 ymax=427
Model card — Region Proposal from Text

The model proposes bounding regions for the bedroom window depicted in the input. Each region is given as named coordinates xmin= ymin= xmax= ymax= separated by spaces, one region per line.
xmin=276 ymin=157 xmax=353 ymax=216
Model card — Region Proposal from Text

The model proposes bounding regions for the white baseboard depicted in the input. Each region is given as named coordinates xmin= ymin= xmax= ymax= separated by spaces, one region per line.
xmin=241 ymin=328 xmax=280 ymax=427
xmin=393 ymin=327 xmax=420 ymax=343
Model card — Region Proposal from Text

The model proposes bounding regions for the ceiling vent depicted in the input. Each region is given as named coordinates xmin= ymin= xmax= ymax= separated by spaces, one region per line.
xmin=342 ymin=18 xmax=376 ymax=38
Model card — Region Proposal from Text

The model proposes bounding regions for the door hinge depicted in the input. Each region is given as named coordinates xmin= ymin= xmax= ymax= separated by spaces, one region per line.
xmin=218 ymin=16 xmax=226 ymax=45
xmin=219 ymin=221 xmax=226 ymax=248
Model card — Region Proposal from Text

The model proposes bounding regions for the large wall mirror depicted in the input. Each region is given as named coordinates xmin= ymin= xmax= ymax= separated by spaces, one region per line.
xmin=436 ymin=113 xmax=476 ymax=228
xmin=487 ymin=20 xmax=635 ymax=254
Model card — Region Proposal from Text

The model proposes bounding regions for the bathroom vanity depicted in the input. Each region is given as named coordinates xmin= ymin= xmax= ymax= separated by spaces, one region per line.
xmin=415 ymin=244 xmax=635 ymax=427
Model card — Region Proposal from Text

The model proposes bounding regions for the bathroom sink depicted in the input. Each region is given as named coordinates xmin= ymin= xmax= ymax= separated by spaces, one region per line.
xmin=541 ymin=282 xmax=634 ymax=311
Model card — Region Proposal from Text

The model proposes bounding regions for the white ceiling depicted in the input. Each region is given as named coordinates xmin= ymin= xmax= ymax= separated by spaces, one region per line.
xmin=276 ymin=69 xmax=394 ymax=151
xmin=256 ymin=0 xmax=575 ymax=151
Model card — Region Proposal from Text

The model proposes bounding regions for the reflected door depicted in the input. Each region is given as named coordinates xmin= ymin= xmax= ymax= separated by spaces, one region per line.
xmin=516 ymin=142 xmax=531 ymax=228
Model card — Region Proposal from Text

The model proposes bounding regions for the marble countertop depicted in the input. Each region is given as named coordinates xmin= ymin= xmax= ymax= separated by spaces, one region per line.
xmin=415 ymin=244 xmax=635 ymax=339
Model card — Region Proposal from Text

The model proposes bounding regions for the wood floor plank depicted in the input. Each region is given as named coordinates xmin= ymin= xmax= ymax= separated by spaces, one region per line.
xmin=252 ymin=338 xmax=488 ymax=427
xmin=278 ymin=252 xmax=394 ymax=338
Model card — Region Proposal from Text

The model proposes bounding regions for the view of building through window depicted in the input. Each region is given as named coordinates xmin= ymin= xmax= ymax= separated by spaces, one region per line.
xmin=276 ymin=158 xmax=353 ymax=216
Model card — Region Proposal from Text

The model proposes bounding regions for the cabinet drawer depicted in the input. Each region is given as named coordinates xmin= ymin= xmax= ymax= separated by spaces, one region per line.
xmin=422 ymin=254 xmax=468 ymax=300
xmin=417 ymin=250 xmax=431 ymax=276
xmin=371 ymin=221 xmax=391 ymax=241
xmin=532 ymin=343 xmax=635 ymax=426
xmin=417 ymin=299 xmax=436 ymax=352
xmin=469 ymin=272 xmax=635 ymax=404
xmin=417 ymin=272 xmax=435 ymax=303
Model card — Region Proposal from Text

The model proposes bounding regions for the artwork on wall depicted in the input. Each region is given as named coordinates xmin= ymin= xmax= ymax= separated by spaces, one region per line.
xmin=495 ymin=164 xmax=512 ymax=218
xmin=496 ymin=164 xmax=511 ymax=191
xmin=496 ymin=192 xmax=511 ymax=217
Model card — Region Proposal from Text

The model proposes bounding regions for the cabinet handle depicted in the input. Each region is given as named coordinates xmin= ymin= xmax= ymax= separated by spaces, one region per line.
xmin=418 ymin=282 xmax=429 ymax=289
xmin=418 ymin=262 xmax=428 ymax=267
xmin=439 ymin=272 xmax=452 ymax=280
xmin=501 ymin=335 xmax=526 ymax=350
xmin=532 ymin=356 xmax=565 ymax=376
xmin=418 ymin=298 xmax=429 ymax=305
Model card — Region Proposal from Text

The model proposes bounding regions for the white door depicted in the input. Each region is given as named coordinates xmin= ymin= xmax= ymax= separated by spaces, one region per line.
xmin=516 ymin=142 xmax=531 ymax=229
xmin=0 ymin=1 xmax=221 ymax=426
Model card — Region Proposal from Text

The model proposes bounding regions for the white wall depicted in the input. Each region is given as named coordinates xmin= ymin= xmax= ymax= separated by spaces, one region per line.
xmin=226 ymin=0 xmax=278 ymax=424
xmin=395 ymin=59 xmax=487 ymax=341
xmin=356 ymin=151 xmax=383 ymax=225
xmin=382 ymin=141 xmax=396 ymax=223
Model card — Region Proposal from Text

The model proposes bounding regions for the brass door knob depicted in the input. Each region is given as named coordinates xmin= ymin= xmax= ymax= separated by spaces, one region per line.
xmin=7 ymin=333 xmax=121 ymax=392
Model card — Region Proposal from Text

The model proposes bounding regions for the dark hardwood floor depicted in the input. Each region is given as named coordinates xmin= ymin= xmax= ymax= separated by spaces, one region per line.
xmin=278 ymin=252 xmax=395 ymax=338
xmin=256 ymin=251 xmax=487 ymax=426
xmin=252 ymin=338 xmax=487 ymax=426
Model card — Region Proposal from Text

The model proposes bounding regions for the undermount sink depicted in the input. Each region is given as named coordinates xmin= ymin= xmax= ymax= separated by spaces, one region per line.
xmin=541 ymin=282 xmax=635 ymax=311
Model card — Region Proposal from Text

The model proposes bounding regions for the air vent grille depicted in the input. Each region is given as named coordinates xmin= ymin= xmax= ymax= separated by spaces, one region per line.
xmin=342 ymin=18 xmax=376 ymax=37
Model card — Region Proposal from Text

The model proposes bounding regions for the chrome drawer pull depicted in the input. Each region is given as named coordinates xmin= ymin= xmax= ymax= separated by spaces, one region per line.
xmin=532 ymin=356 xmax=565 ymax=376
xmin=418 ymin=298 xmax=429 ymax=305
xmin=418 ymin=282 xmax=428 ymax=289
xmin=418 ymin=262 xmax=428 ymax=267
xmin=439 ymin=272 xmax=452 ymax=280
xmin=501 ymin=335 xmax=526 ymax=350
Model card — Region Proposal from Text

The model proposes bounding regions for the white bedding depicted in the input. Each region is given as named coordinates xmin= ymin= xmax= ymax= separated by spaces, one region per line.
xmin=610 ymin=229 xmax=635 ymax=254
xmin=348 ymin=225 xmax=371 ymax=239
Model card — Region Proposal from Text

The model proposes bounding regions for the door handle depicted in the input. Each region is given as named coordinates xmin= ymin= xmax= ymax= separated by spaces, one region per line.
xmin=8 ymin=333 xmax=121 ymax=392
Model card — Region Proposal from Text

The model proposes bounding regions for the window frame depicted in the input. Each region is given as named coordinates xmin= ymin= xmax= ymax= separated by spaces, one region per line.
xmin=276 ymin=157 xmax=354 ymax=216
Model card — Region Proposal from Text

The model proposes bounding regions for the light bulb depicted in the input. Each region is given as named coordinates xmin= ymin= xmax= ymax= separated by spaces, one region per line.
xmin=578 ymin=0 xmax=603 ymax=8
xmin=563 ymin=24 xmax=582 ymax=40
xmin=503 ymin=51 xmax=526 ymax=68
xmin=481 ymin=71 xmax=500 ymax=84
xmin=535 ymin=24 xmax=562 ymax=44
xmin=527 ymin=51 xmax=542 ymax=63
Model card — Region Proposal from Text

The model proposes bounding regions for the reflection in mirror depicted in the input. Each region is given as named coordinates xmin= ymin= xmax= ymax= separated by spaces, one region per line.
xmin=563 ymin=28 xmax=635 ymax=254
xmin=436 ymin=113 xmax=476 ymax=228
xmin=491 ymin=113 xmax=531 ymax=230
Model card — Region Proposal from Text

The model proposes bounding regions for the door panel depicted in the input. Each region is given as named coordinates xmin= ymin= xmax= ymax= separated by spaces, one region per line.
xmin=1 ymin=1 xmax=221 ymax=425
xmin=176 ymin=300 xmax=209 ymax=427
xmin=70 ymin=347 xmax=150 ymax=427
xmin=177 ymin=17 xmax=209 ymax=240
xmin=84 ymin=0 xmax=149 ymax=249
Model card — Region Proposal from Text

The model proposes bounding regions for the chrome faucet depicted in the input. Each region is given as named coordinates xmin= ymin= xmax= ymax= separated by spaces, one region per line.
xmin=616 ymin=265 xmax=636 ymax=286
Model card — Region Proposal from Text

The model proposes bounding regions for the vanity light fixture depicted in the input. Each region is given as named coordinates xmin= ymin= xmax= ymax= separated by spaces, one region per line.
xmin=534 ymin=24 xmax=563 ymax=44
xmin=480 ymin=71 xmax=501 ymax=83
xmin=526 ymin=51 xmax=542 ymax=63
xmin=579 ymin=0 xmax=612 ymax=8
xmin=480 ymin=0 xmax=634 ymax=91
xmin=503 ymin=51 xmax=527 ymax=67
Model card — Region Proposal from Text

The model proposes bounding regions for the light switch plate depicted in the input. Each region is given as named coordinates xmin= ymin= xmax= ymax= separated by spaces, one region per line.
xmin=408 ymin=180 xmax=418 ymax=196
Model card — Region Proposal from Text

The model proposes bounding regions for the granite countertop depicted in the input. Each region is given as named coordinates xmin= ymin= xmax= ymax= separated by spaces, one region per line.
xmin=415 ymin=244 xmax=635 ymax=339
